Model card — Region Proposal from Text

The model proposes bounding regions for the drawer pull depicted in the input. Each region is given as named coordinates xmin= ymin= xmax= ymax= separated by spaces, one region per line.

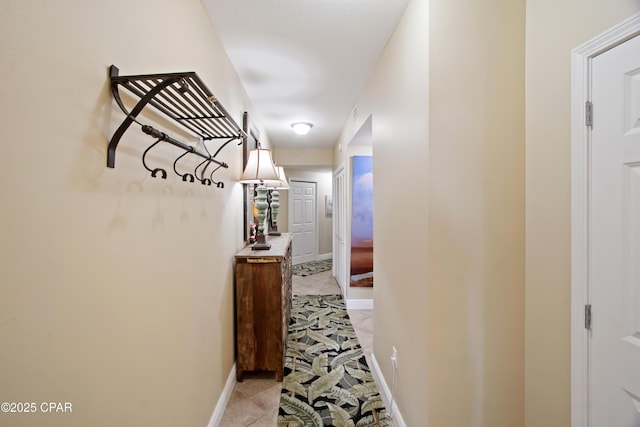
xmin=247 ymin=258 xmax=279 ymax=264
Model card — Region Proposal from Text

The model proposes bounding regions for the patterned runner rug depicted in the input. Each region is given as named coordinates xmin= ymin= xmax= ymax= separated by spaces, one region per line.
xmin=278 ymin=294 xmax=391 ymax=427
xmin=292 ymin=259 xmax=332 ymax=276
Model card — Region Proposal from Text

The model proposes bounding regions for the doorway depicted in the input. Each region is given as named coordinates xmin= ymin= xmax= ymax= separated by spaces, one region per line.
xmin=342 ymin=114 xmax=374 ymax=309
xmin=289 ymin=180 xmax=317 ymax=265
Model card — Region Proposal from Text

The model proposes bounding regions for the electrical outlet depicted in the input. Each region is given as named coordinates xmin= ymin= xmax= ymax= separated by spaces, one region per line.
xmin=391 ymin=346 xmax=398 ymax=369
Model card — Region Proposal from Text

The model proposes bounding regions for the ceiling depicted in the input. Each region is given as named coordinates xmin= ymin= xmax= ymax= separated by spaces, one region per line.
xmin=201 ymin=0 xmax=410 ymax=150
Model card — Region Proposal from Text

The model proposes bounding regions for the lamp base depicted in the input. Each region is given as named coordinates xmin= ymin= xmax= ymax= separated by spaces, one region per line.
xmin=268 ymin=223 xmax=281 ymax=236
xmin=251 ymin=233 xmax=271 ymax=250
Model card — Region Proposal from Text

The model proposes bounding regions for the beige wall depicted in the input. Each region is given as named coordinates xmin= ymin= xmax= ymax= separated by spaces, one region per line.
xmin=274 ymin=147 xmax=333 ymax=169
xmin=525 ymin=2 xmax=640 ymax=426
xmin=428 ymin=0 xmax=525 ymax=425
xmin=0 ymin=1 xmax=258 ymax=426
xmin=333 ymin=0 xmax=430 ymax=423
xmin=336 ymin=0 xmax=525 ymax=425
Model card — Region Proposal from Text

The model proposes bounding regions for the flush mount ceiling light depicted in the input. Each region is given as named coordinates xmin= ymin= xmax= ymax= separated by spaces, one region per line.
xmin=291 ymin=122 xmax=313 ymax=136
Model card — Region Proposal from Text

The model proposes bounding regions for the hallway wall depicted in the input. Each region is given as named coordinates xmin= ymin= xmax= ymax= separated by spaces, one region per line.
xmin=0 ymin=1 xmax=259 ymax=426
xmin=428 ymin=0 xmax=526 ymax=425
xmin=335 ymin=0 xmax=525 ymax=425
xmin=334 ymin=0 xmax=431 ymax=424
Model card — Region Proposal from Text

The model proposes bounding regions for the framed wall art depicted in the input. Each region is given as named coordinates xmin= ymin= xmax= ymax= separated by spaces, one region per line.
xmin=242 ymin=112 xmax=259 ymax=244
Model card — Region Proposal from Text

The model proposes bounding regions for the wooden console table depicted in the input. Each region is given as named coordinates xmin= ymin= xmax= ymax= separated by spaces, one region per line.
xmin=234 ymin=234 xmax=292 ymax=381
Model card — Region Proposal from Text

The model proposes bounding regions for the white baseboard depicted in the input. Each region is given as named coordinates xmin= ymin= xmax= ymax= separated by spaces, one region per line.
xmin=370 ymin=353 xmax=407 ymax=427
xmin=207 ymin=363 xmax=236 ymax=427
xmin=346 ymin=299 xmax=373 ymax=310
xmin=317 ymin=252 xmax=332 ymax=261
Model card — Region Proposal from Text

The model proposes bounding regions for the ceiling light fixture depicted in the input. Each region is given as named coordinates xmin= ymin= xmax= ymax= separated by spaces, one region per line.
xmin=291 ymin=122 xmax=313 ymax=136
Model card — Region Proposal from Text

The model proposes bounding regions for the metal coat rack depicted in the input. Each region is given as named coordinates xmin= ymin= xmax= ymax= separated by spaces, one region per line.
xmin=107 ymin=65 xmax=246 ymax=188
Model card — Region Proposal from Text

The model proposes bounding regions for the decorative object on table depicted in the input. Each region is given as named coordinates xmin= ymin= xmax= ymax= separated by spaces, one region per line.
xmin=278 ymin=294 xmax=390 ymax=426
xmin=239 ymin=147 xmax=280 ymax=250
xmin=268 ymin=166 xmax=289 ymax=236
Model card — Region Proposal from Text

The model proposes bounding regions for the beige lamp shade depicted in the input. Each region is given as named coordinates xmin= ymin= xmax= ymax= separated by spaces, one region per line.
xmin=265 ymin=166 xmax=289 ymax=189
xmin=239 ymin=148 xmax=279 ymax=183
xmin=275 ymin=166 xmax=289 ymax=189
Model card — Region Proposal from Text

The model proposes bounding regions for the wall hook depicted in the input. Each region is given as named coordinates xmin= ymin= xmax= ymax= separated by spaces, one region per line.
xmin=194 ymin=158 xmax=211 ymax=184
xmin=208 ymin=165 xmax=223 ymax=181
xmin=142 ymin=138 xmax=167 ymax=179
xmin=173 ymin=147 xmax=196 ymax=183
xmin=206 ymin=165 xmax=225 ymax=189
xmin=151 ymin=168 xmax=167 ymax=179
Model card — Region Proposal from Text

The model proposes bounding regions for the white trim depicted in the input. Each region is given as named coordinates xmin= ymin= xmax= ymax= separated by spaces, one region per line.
xmin=333 ymin=164 xmax=348 ymax=295
xmin=316 ymin=252 xmax=332 ymax=261
xmin=207 ymin=363 xmax=237 ymax=427
xmin=346 ymin=299 xmax=373 ymax=310
xmin=571 ymin=12 xmax=640 ymax=427
xmin=370 ymin=353 xmax=407 ymax=427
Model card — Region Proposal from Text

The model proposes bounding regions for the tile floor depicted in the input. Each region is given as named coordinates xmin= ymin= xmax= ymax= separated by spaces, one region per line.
xmin=218 ymin=270 xmax=376 ymax=427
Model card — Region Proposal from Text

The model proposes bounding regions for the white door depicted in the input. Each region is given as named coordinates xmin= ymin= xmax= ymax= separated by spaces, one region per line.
xmin=290 ymin=180 xmax=316 ymax=265
xmin=589 ymin=33 xmax=640 ymax=426
xmin=333 ymin=167 xmax=347 ymax=294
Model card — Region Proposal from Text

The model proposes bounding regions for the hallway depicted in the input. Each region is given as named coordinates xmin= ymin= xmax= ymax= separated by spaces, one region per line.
xmin=218 ymin=270 xmax=376 ymax=426
xmin=4 ymin=0 xmax=631 ymax=425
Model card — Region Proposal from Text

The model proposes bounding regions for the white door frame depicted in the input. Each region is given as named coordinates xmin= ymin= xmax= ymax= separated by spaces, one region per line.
xmin=333 ymin=164 xmax=348 ymax=295
xmin=571 ymin=12 xmax=640 ymax=427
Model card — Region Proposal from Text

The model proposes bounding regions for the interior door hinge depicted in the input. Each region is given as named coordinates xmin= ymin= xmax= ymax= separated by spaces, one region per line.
xmin=585 ymin=304 xmax=592 ymax=330
xmin=585 ymin=101 xmax=593 ymax=128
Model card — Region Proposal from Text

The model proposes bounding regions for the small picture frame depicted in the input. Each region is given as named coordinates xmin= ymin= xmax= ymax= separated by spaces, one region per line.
xmin=325 ymin=194 xmax=333 ymax=216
